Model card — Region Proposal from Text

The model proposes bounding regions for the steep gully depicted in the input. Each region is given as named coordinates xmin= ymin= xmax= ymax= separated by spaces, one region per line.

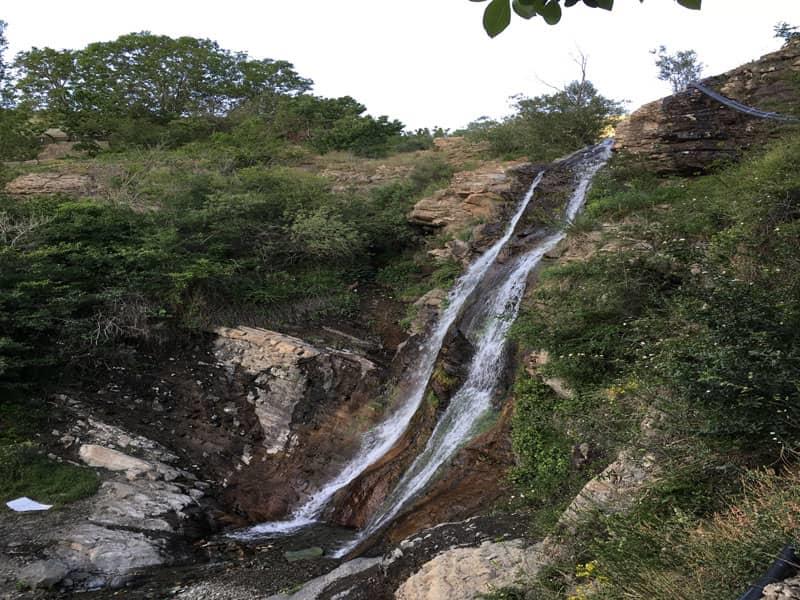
xmin=233 ymin=141 xmax=614 ymax=556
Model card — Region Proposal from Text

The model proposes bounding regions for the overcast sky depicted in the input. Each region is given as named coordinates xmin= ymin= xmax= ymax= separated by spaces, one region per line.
xmin=3 ymin=1 xmax=799 ymax=130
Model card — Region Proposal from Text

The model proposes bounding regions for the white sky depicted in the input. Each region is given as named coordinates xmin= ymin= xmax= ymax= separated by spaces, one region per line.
xmin=3 ymin=1 xmax=799 ymax=130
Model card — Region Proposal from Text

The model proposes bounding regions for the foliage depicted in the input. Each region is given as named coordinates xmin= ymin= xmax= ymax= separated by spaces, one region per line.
xmin=585 ymin=467 xmax=800 ymax=600
xmin=509 ymin=378 xmax=574 ymax=502
xmin=0 ymin=105 xmax=40 ymax=160
xmin=0 ymin=399 xmax=99 ymax=506
xmin=470 ymin=74 xmax=623 ymax=161
xmin=0 ymin=19 xmax=8 ymax=103
xmin=504 ymin=133 xmax=800 ymax=599
xmin=774 ymin=21 xmax=800 ymax=44
xmin=651 ymin=45 xmax=705 ymax=92
xmin=6 ymin=29 xmax=419 ymax=157
xmin=472 ymin=0 xmax=702 ymax=38
xmin=0 ymin=147 xmax=451 ymax=388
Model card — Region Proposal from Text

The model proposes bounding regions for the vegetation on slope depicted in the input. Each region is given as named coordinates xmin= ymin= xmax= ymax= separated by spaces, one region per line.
xmin=496 ymin=130 xmax=800 ymax=598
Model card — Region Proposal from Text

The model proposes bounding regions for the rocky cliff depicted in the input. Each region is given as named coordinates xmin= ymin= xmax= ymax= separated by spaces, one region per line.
xmin=615 ymin=38 xmax=800 ymax=173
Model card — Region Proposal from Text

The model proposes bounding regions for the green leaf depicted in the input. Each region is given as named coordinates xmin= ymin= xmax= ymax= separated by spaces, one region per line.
xmin=537 ymin=0 xmax=562 ymax=25
xmin=513 ymin=0 xmax=539 ymax=19
xmin=483 ymin=0 xmax=512 ymax=37
xmin=676 ymin=0 xmax=701 ymax=9
xmin=595 ymin=0 xmax=613 ymax=9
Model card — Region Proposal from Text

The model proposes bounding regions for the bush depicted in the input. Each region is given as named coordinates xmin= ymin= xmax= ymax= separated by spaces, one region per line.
xmin=470 ymin=80 xmax=623 ymax=161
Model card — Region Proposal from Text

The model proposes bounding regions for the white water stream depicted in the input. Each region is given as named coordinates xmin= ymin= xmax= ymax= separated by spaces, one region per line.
xmin=235 ymin=140 xmax=612 ymax=543
xmin=234 ymin=170 xmax=545 ymax=539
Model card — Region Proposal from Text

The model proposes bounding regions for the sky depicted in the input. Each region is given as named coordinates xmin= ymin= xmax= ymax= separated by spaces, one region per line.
xmin=3 ymin=1 xmax=799 ymax=130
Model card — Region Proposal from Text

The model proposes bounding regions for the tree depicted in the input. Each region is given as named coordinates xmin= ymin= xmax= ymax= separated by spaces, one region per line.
xmin=0 ymin=20 xmax=7 ymax=85
xmin=13 ymin=47 xmax=76 ymax=115
xmin=13 ymin=32 xmax=315 ymax=146
xmin=0 ymin=19 xmax=11 ymax=106
xmin=651 ymin=45 xmax=704 ymax=93
xmin=472 ymin=55 xmax=623 ymax=160
xmin=774 ymin=22 xmax=799 ymax=45
xmin=472 ymin=0 xmax=701 ymax=38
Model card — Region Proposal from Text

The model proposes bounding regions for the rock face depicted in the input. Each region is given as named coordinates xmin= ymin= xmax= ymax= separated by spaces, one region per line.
xmin=381 ymin=401 xmax=514 ymax=544
xmin=9 ymin=405 xmax=211 ymax=592
xmin=616 ymin=38 xmax=800 ymax=174
xmin=213 ymin=326 xmax=382 ymax=521
xmin=394 ymin=539 xmax=541 ymax=600
xmin=4 ymin=172 xmax=98 ymax=196
xmin=762 ymin=575 xmax=800 ymax=600
xmin=408 ymin=161 xmax=525 ymax=235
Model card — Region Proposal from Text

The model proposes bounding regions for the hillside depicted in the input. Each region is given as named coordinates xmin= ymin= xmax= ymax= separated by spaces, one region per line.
xmin=1 ymin=31 xmax=799 ymax=600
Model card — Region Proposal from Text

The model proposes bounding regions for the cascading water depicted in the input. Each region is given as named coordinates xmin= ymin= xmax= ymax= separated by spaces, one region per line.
xmin=233 ymin=169 xmax=547 ymax=540
xmin=334 ymin=140 xmax=613 ymax=556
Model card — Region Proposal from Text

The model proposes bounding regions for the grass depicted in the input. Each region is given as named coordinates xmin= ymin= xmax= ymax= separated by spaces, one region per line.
xmin=0 ymin=398 xmax=100 ymax=508
xmin=493 ymin=131 xmax=800 ymax=599
xmin=0 ymin=444 xmax=100 ymax=507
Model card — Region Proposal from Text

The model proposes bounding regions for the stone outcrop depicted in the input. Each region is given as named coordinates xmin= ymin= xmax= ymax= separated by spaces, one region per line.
xmin=394 ymin=539 xmax=542 ymax=600
xmin=381 ymin=402 xmax=514 ymax=545
xmin=408 ymin=161 xmax=525 ymax=234
xmin=4 ymin=172 xmax=98 ymax=197
xmin=616 ymin=38 xmax=800 ymax=174
xmin=213 ymin=326 xmax=382 ymax=521
xmin=9 ymin=405 xmax=211 ymax=592
xmin=762 ymin=575 xmax=800 ymax=600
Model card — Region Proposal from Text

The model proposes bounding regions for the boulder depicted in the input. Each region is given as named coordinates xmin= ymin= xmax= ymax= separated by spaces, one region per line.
xmin=79 ymin=444 xmax=154 ymax=479
xmin=214 ymin=326 xmax=382 ymax=522
xmin=214 ymin=326 xmax=375 ymax=455
xmin=394 ymin=539 xmax=543 ymax=600
xmin=409 ymin=288 xmax=449 ymax=335
xmin=17 ymin=560 xmax=69 ymax=590
xmin=762 ymin=575 xmax=800 ymax=600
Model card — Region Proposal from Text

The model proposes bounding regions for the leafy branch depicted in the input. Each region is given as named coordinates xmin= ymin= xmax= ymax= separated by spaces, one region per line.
xmin=471 ymin=0 xmax=702 ymax=38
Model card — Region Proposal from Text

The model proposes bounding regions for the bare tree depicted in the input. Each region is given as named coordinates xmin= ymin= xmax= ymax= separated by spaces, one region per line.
xmin=0 ymin=211 xmax=53 ymax=248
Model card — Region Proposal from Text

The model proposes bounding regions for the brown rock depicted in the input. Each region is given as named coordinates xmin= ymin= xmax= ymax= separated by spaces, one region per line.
xmin=616 ymin=39 xmax=800 ymax=174
xmin=5 ymin=172 xmax=97 ymax=197
xmin=214 ymin=326 xmax=383 ymax=522
xmin=408 ymin=162 xmax=523 ymax=234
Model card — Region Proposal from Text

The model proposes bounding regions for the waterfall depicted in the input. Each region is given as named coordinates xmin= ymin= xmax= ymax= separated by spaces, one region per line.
xmin=333 ymin=140 xmax=613 ymax=556
xmin=233 ymin=169 xmax=546 ymax=540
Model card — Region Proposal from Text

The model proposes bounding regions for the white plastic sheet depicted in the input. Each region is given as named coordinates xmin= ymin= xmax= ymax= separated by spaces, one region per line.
xmin=6 ymin=497 xmax=52 ymax=511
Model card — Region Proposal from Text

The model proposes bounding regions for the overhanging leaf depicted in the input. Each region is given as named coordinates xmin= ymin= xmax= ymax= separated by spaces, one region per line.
xmin=484 ymin=0 xmax=512 ymax=37
xmin=676 ymin=0 xmax=701 ymax=9
xmin=595 ymin=0 xmax=613 ymax=9
xmin=537 ymin=0 xmax=563 ymax=25
xmin=513 ymin=0 xmax=539 ymax=19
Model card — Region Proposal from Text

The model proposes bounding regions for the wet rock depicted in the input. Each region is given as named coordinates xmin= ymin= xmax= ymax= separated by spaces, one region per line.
xmin=53 ymin=523 xmax=164 ymax=584
xmin=409 ymin=289 xmax=448 ymax=335
xmin=284 ymin=547 xmax=324 ymax=562
xmin=267 ymin=557 xmax=382 ymax=600
xmin=17 ymin=559 xmax=69 ymax=590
